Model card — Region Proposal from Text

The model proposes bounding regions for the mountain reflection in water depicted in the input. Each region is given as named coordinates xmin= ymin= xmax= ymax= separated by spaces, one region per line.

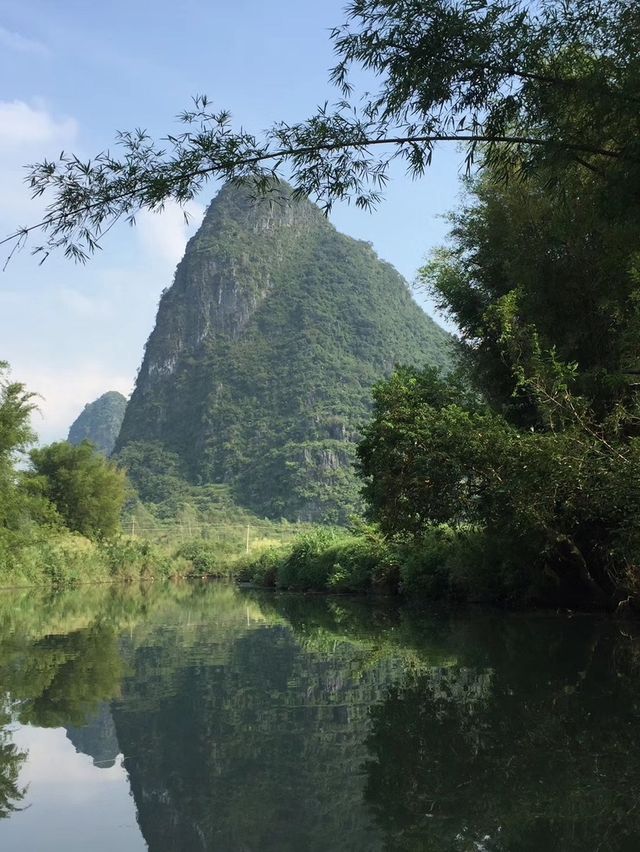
xmin=0 ymin=582 xmax=638 ymax=851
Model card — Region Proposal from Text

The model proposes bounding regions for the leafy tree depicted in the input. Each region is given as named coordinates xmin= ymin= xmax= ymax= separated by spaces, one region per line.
xmin=421 ymin=162 xmax=640 ymax=426
xmin=353 ymin=65 xmax=640 ymax=607
xmin=358 ymin=365 xmax=640 ymax=606
xmin=0 ymin=362 xmax=40 ymax=536
xmin=29 ymin=441 xmax=127 ymax=540
xmin=4 ymin=0 xmax=638 ymax=260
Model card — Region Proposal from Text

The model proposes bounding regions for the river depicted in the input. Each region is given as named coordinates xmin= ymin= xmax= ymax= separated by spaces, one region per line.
xmin=0 ymin=582 xmax=638 ymax=851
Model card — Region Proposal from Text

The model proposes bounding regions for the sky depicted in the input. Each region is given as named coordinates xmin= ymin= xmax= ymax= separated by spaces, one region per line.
xmin=0 ymin=0 xmax=465 ymax=443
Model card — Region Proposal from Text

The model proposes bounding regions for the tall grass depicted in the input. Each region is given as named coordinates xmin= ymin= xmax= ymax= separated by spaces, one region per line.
xmin=0 ymin=531 xmax=192 ymax=589
xmin=0 ymin=518 xmax=314 ymax=590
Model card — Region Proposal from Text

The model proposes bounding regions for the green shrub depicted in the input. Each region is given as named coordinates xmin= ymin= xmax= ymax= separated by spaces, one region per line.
xmin=399 ymin=527 xmax=459 ymax=598
xmin=238 ymin=526 xmax=397 ymax=593
xmin=236 ymin=545 xmax=288 ymax=587
xmin=99 ymin=538 xmax=181 ymax=580
xmin=325 ymin=536 xmax=388 ymax=592
xmin=0 ymin=531 xmax=110 ymax=587
xmin=174 ymin=541 xmax=227 ymax=575
xmin=29 ymin=441 xmax=127 ymax=540
xmin=277 ymin=529 xmax=342 ymax=589
xmin=397 ymin=525 xmax=531 ymax=603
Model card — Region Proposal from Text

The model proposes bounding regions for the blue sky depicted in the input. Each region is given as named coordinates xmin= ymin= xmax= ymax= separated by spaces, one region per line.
xmin=0 ymin=0 xmax=464 ymax=442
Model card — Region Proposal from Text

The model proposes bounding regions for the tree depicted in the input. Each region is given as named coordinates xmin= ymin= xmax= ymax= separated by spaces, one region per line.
xmin=0 ymin=362 xmax=38 ymax=533
xmin=358 ymin=366 xmax=640 ymax=606
xmin=355 ymin=100 xmax=640 ymax=606
xmin=3 ymin=0 xmax=638 ymax=261
xmin=29 ymin=441 xmax=127 ymax=540
xmin=420 ymin=161 xmax=640 ymax=426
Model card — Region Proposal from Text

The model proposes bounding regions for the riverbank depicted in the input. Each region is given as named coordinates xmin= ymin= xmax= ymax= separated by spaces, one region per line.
xmin=233 ymin=526 xmax=637 ymax=613
xmin=0 ymin=531 xmax=195 ymax=589
xmin=3 ymin=524 xmax=634 ymax=614
xmin=234 ymin=526 xmax=497 ymax=599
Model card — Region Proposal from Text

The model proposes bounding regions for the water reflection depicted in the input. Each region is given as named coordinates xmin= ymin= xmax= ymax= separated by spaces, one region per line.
xmin=0 ymin=584 xmax=639 ymax=850
xmin=0 ymin=705 xmax=25 ymax=820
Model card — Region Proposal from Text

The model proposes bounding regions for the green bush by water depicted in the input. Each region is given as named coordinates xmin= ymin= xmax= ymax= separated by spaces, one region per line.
xmin=236 ymin=524 xmax=522 ymax=603
xmin=237 ymin=527 xmax=396 ymax=593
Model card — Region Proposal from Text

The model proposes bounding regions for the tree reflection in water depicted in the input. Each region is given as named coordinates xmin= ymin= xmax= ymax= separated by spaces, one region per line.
xmin=364 ymin=617 xmax=640 ymax=851
xmin=0 ymin=586 xmax=639 ymax=852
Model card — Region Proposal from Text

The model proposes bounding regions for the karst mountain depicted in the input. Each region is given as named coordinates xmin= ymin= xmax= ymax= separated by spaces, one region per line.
xmin=115 ymin=181 xmax=451 ymax=520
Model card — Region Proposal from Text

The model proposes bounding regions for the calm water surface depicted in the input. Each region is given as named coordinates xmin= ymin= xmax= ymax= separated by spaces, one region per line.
xmin=0 ymin=582 xmax=639 ymax=851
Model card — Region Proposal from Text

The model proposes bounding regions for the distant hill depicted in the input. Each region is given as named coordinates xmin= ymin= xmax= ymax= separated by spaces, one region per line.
xmin=116 ymin=181 xmax=452 ymax=521
xmin=68 ymin=391 xmax=127 ymax=455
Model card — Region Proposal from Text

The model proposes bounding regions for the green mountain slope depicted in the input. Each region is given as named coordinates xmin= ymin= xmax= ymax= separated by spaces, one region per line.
xmin=116 ymin=182 xmax=451 ymax=520
xmin=68 ymin=391 xmax=127 ymax=455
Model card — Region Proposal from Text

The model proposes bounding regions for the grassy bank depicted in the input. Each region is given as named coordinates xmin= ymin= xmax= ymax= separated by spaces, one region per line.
xmin=0 ymin=519 xmax=522 ymax=603
xmin=0 ymin=520 xmax=307 ymax=590
xmin=233 ymin=523 xmax=594 ymax=607
xmin=0 ymin=530 xmax=194 ymax=589
xmin=233 ymin=525 xmax=511 ymax=602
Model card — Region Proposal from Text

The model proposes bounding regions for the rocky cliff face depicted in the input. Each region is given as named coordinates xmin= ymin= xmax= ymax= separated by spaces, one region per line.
xmin=116 ymin=181 xmax=451 ymax=520
xmin=68 ymin=391 xmax=127 ymax=455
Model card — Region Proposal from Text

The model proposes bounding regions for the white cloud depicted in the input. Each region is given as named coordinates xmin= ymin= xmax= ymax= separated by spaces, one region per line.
xmin=0 ymin=99 xmax=76 ymax=148
xmin=0 ymin=26 xmax=48 ymax=57
xmin=137 ymin=199 xmax=205 ymax=268
xmin=0 ymin=106 xmax=203 ymax=447
xmin=0 ymin=100 xmax=79 ymax=229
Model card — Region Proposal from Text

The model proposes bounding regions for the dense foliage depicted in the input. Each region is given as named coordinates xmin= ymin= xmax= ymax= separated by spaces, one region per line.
xmin=115 ymin=182 xmax=450 ymax=522
xmin=358 ymin=367 xmax=640 ymax=606
xmin=67 ymin=391 xmax=127 ymax=455
xmin=423 ymin=167 xmax=640 ymax=423
xmin=237 ymin=526 xmax=396 ymax=593
xmin=348 ymin=32 xmax=640 ymax=605
xmin=29 ymin=441 xmax=127 ymax=540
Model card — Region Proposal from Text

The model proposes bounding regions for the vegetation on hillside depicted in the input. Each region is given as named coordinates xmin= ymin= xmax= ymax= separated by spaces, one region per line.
xmin=115 ymin=182 xmax=451 ymax=522
xmin=67 ymin=391 xmax=127 ymax=455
